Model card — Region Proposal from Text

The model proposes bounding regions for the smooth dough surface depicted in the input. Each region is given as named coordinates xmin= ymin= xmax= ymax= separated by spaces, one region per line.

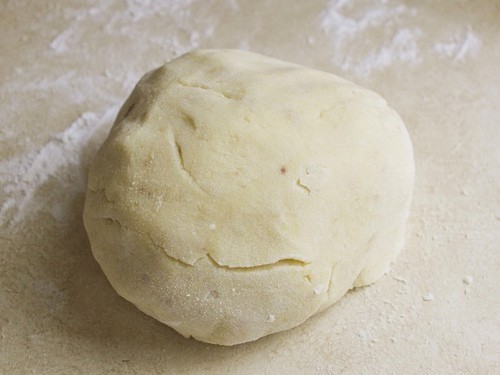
xmin=83 ymin=49 xmax=414 ymax=345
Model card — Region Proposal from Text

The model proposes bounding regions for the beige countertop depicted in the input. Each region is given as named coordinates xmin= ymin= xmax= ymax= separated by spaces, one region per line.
xmin=1 ymin=1 xmax=499 ymax=374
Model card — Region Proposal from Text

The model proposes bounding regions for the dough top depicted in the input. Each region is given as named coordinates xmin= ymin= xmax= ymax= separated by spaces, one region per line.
xmin=87 ymin=49 xmax=412 ymax=269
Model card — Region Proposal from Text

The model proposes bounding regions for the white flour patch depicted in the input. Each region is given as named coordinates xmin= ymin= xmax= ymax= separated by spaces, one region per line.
xmin=320 ymin=1 xmax=481 ymax=77
xmin=0 ymin=106 xmax=119 ymax=228
xmin=49 ymin=10 xmax=88 ymax=53
xmin=434 ymin=27 xmax=480 ymax=61
xmin=320 ymin=0 xmax=421 ymax=77
xmin=50 ymin=0 xmax=210 ymax=57
xmin=49 ymin=26 xmax=76 ymax=53
xmin=422 ymin=293 xmax=434 ymax=302
xmin=124 ymin=0 xmax=194 ymax=21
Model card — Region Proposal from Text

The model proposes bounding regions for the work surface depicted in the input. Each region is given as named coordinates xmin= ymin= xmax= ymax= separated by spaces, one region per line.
xmin=1 ymin=1 xmax=499 ymax=374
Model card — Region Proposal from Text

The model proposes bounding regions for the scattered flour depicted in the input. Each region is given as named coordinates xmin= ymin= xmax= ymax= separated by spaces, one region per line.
xmin=422 ymin=293 xmax=434 ymax=302
xmin=463 ymin=275 xmax=473 ymax=285
xmin=434 ymin=27 xmax=480 ymax=61
xmin=320 ymin=0 xmax=422 ymax=77
xmin=0 ymin=106 xmax=119 ymax=228
xmin=50 ymin=0 xmax=211 ymax=56
xmin=320 ymin=1 xmax=480 ymax=76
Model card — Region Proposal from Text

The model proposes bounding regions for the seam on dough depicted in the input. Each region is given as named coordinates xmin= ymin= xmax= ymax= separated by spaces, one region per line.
xmin=92 ymin=215 xmax=310 ymax=272
xmin=92 ymin=213 xmax=197 ymax=268
xmin=148 ymin=233 xmax=195 ymax=267
xmin=326 ymin=263 xmax=337 ymax=297
xmin=310 ymin=263 xmax=336 ymax=316
xmin=204 ymin=253 xmax=308 ymax=271
xmin=92 ymin=217 xmax=193 ymax=268
xmin=122 ymin=102 xmax=136 ymax=119
xmin=295 ymin=178 xmax=311 ymax=193
xmin=88 ymin=187 xmax=116 ymax=204
xmin=95 ymin=216 xmax=122 ymax=227
xmin=177 ymin=80 xmax=244 ymax=100
xmin=181 ymin=112 xmax=197 ymax=130
xmin=171 ymin=134 xmax=210 ymax=196
xmin=150 ymin=235 xmax=309 ymax=271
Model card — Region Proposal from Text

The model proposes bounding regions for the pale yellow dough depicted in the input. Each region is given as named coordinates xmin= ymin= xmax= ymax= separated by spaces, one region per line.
xmin=83 ymin=49 xmax=414 ymax=345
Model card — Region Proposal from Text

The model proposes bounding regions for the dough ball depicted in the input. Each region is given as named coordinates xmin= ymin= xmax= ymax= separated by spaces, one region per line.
xmin=83 ymin=49 xmax=414 ymax=345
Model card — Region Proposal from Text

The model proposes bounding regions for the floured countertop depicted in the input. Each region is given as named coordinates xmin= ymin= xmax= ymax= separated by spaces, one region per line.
xmin=1 ymin=1 xmax=499 ymax=374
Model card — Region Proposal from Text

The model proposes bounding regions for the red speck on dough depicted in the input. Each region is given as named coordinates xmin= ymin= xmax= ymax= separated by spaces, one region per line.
xmin=280 ymin=166 xmax=287 ymax=175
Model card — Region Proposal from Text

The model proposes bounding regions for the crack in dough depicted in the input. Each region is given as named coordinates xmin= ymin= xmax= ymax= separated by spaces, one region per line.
xmin=177 ymin=79 xmax=245 ymax=100
xmin=295 ymin=178 xmax=312 ymax=193
xmin=170 ymin=133 xmax=210 ymax=196
xmin=204 ymin=253 xmax=308 ymax=271
xmin=88 ymin=187 xmax=116 ymax=204
xmin=101 ymin=215 xmax=311 ymax=271
xmin=326 ymin=263 xmax=338 ymax=298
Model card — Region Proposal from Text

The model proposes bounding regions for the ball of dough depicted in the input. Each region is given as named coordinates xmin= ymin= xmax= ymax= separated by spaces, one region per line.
xmin=83 ymin=49 xmax=414 ymax=346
